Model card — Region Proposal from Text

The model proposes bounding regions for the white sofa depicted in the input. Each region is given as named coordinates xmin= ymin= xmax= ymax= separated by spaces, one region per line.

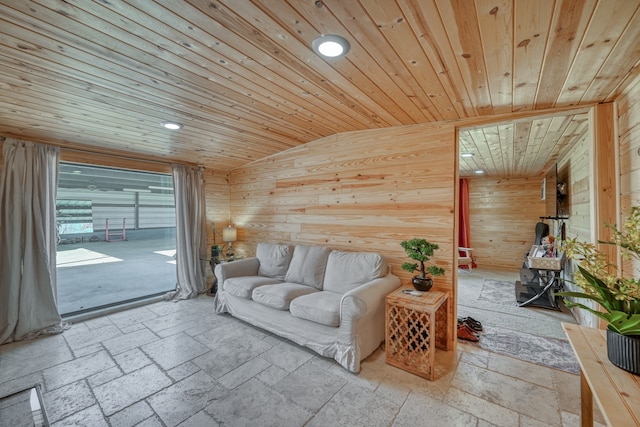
xmin=213 ymin=243 xmax=401 ymax=372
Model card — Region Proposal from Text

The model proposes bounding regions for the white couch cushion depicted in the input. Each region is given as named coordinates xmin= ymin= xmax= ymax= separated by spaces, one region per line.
xmin=323 ymin=251 xmax=387 ymax=294
xmin=289 ymin=291 xmax=342 ymax=327
xmin=252 ymin=283 xmax=318 ymax=310
xmin=224 ymin=276 xmax=282 ymax=299
xmin=284 ymin=245 xmax=331 ymax=289
xmin=256 ymin=243 xmax=293 ymax=280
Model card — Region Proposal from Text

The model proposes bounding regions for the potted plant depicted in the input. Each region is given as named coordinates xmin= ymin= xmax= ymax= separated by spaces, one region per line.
xmin=557 ymin=206 xmax=640 ymax=374
xmin=400 ymin=238 xmax=445 ymax=291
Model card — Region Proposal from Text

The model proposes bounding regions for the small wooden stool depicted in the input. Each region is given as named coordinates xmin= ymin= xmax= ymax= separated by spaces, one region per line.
xmin=385 ymin=287 xmax=448 ymax=380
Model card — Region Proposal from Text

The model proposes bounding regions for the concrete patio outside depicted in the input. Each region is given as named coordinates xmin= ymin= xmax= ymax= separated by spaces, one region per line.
xmin=56 ymin=232 xmax=178 ymax=316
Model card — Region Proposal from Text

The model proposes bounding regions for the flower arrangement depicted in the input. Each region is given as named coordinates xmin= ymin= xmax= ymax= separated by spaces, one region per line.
xmin=558 ymin=206 xmax=640 ymax=336
xmin=400 ymin=238 xmax=445 ymax=278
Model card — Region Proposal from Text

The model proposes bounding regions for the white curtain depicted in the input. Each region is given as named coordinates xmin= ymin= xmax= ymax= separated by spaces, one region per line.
xmin=165 ymin=164 xmax=207 ymax=300
xmin=0 ymin=139 xmax=68 ymax=344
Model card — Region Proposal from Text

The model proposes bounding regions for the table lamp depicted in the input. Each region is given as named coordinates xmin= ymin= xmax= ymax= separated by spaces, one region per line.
xmin=223 ymin=226 xmax=237 ymax=260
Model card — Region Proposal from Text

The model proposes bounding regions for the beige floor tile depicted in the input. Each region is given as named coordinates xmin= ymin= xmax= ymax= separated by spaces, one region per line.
xmin=393 ymin=390 xmax=478 ymax=426
xmin=147 ymin=372 xmax=227 ymax=427
xmin=43 ymin=350 xmax=115 ymax=390
xmin=108 ymin=401 xmax=155 ymax=427
xmin=142 ymin=334 xmax=210 ymax=370
xmin=44 ymin=380 xmax=95 ymax=423
xmin=487 ymin=352 xmax=555 ymax=388
xmin=452 ymin=361 xmax=561 ymax=426
xmin=92 ymin=365 xmax=171 ymax=416
xmin=51 ymin=404 xmax=108 ymax=427
xmin=204 ymin=378 xmax=312 ymax=426
xmin=444 ymin=387 xmax=519 ymax=427
xmin=307 ymin=382 xmax=398 ymax=427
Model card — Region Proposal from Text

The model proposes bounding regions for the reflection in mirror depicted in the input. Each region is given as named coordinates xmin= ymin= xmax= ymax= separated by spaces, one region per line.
xmin=458 ymin=110 xmax=589 ymax=178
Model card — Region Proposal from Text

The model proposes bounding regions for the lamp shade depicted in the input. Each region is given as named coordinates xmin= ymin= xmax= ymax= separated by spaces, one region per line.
xmin=222 ymin=227 xmax=237 ymax=242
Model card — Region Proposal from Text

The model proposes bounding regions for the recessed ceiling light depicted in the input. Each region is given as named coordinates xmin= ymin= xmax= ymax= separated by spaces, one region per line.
xmin=461 ymin=153 xmax=474 ymax=158
xmin=474 ymin=170 xmax=484 ymax=174
xmin=312 ymin=34 xmax=350 ymax=58
xmin=161 ymin=121 xmax=183 ymax=130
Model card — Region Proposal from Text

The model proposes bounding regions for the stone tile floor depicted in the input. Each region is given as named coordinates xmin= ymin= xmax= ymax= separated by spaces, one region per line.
xmin=1 ymin=292 xmax=605 ymax=426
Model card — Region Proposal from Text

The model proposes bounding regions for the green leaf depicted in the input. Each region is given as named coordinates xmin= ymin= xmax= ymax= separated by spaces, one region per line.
xmin=556 ymin=291 xmax=607 ymax=309
xmin=608 ymin=311 xmax=640 ymax=335
xmin=561 ymin=301 xmax=613 ymax=324
xmin=401 ymin=262 xmax=418 ymax=273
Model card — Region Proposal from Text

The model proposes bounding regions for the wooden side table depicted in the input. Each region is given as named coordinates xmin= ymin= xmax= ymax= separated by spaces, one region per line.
xmin=385 ymin=287 xmax=448 ymax=380
xmin=562 ymin=323 xmax=640 ymax=426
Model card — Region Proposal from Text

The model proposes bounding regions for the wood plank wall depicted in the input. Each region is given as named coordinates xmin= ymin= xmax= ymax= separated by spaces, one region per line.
xmin=467 ymin=177 xmax=546 ymax=270
xmin=557 ymin=133 xmax=591 ymax=243
xmin=224 ymin=122 xmax=458 ymax=349
xmin=556 ymin=129 xmax=595 ymax=327
xmin=617 ymin=73 xmax=640 ymax=281
xmin=203 ymin=169 xmax=232 ymax=285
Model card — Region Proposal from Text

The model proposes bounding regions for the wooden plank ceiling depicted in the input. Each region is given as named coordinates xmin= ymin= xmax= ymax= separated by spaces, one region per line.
xmin=0 ymin=0 xmax=639 ymax=176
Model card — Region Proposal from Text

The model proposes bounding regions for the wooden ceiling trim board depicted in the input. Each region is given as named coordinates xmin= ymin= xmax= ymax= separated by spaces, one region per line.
xmin=557 ymin=1 xmax=640 ymax=104
xmin=529 ymin=115 xmax=575 ymax=172
xmin=523 ymin=117 xmax=554 ymax=175
xmin=497 ymin=123 xmax=515 ymax=175
xmin=24 ymin=1 xmax=331 ymax=139
xmin=0 ymin=1 xmax=637 ymax=174
xmin=357 ymin=0 xmax=457 ymax=121
xmin=437 ymin=0 xmax=495 ymax=115
xmin=435 ymin=0 xmax=493 ymax=116
xmin=108 ymin=1 xmax=358 ymax=134
xmin=512 ymin=120 xmax=532 ymax=174
xmin=263 ymin=0 xmax=426 ymax=125
xmin=540 ymin=115 xmax=588 ymax=173
xmin=0 ymin=21 xmax=319 ymax=146
xmin=87 ymin=3 xmax=347 ymax=135
xmin=534 ymin=0 xmax=595 ymax=109
xmin=475 ymin=0 xmax=514 ymax=115
xmin=400 ymin=0 xmax=476 ymax=118
xmin=512 ymin=0 xmax=554 ymax=111
xmin=458 ymin=132 xmax=477 ymax=176
xmin=586 ymin=7 xmax=640 ymax=103
xmin=166 ymin=2 xmax=382 ymax=132
xmin=480 ymin=125 xmax=502 ymax=175
xmin=197 ymin=0 xmax=397 ymax=128
xmin=0 ymin=64 xmax=303 ymax=153
xmin=325 ymin=0 xmax=439 ymax=122
xmin=468 ymin=128 xmax=498 ymax=174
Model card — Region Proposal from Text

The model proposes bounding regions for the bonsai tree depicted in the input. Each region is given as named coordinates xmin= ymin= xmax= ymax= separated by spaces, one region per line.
xmin=401 ymin=238 xmax=445 ymax=278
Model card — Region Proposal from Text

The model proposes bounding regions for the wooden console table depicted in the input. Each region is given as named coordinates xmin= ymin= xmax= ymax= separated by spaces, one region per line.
xmin=562 ymin=323 xmax=640 ymax=426
xmin=385 ymin=288 xmax=448 ymax=380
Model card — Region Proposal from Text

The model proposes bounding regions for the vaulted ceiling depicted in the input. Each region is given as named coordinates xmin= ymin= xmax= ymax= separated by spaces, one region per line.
xmin=0 ymin=0 xmax=638 ymax=175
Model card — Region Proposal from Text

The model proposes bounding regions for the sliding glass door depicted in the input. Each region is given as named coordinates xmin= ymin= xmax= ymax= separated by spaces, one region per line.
xmin=56 ymin=162 xmax=176 ymax=316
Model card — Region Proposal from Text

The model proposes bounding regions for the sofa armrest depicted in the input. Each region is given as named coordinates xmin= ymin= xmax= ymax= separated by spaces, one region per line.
xmin=336 ymin=273 xmax=400 ymax=372
xmin=340 ymin=273 xmax=401 ymax=321
xmin=214 ymin=257 xmax=260 ymax=288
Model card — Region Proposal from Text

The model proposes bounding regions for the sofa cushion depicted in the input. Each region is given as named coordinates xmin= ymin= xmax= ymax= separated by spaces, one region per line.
xmin=224 ymin=276 xmax=283 ymax=299
xmin=323 ymin=251 xmax=387 ymax=294
xmin=290 ymin=291 xmax=342 ymax=327
xmin=256 ymin=243 xmax=293 ymax=280
xmin=284 ymin=245 xmax=331 ymax=289
xmin=252 ymin=283 xmax=318 ymax=310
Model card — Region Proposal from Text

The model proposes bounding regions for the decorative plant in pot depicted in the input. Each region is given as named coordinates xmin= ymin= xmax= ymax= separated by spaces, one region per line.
xmin=557 ymin=206 xmax=640 ymax=375
xmin=400 ymin=238 xmax=445 ymax=291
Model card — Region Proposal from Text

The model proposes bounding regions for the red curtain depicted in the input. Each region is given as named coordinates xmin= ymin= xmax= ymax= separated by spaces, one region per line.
xmin=458 ymin=178 xmax=474 ymax=268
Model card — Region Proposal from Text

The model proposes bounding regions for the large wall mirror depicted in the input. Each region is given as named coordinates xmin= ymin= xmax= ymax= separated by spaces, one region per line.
xmin=455 ymin=107 xmax=596 ymax=347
